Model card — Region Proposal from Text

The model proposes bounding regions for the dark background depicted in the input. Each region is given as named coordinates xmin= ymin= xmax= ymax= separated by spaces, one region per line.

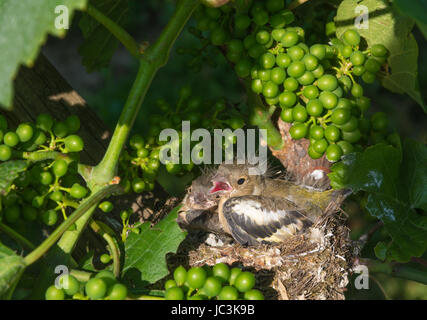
xmin=41 ymin=0 xmax=427 ymax=299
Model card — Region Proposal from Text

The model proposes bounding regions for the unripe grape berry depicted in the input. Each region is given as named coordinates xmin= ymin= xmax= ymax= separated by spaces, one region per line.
xmin=186 ymin=267 xmax=207 ymax=289
xmin=331 ymin=108 xmax=351 ymax=125
xmin=279 ymin=91 xmax=297 ymax=108
xmin=371 ymin=44 xmax=388 ymax=57
xmin=281 ymin=31 xmax=299 ymax=47
xmin=262 ymin=81 xmax=279 ymax=98
xmin=317 ymin=74 xmax=338 ymax=91
xmin=319 ymin=92 xmax=338 ymax=109
xmin=165 ymin=287 xmax=184 ymax=300
xmin=212 ymin=263 xmax=230 ymax=283
xmin=283 ymin=77 xmax=299 ymax=91
xmin=270 ymin=67 xmax=286 ymax=84
xmin=53 ymin=121 xmax=68 ymax=138
xmin=174 ymin=265 xmax=187 ymax=286
xmin=52 ymin=159 xmax=68 ymax=177
xmin=292 ymin=105 xmax=308 ymax=122
xmin=45 ymin=286 xmax=65 ymax=300
xmin=85 ymin=278 xmax=107 ymax=300
xmin=235 ymin=59 xmax=252 ymax=78
xmin=310 ymin=125 xmax=324 ymax=140
xmin=234 ymin=271 xmax=255 ymax=293
xmin=287 ymin=61 xmax=306 ymax=78
xmin=326 ymin=144 xmax=343 ymax=162
xmin=244 ymin=289 xmax=264 ymax=300
xmin=0 ymin=144 xmax=12 ymax=161
xmin=362 ymin=71 xmax=376 ymax=84
xmin=65 ymin=115 xmax=80 ymax=133
xmin=280 ymin=108 xmax=293 ymax=123
xmin=325 ymin=125 xmax=341 ymax=142
xmin=99 ymin=201 xmax=114 ymax=213
xmin=202 ymin=276 xmax=222 ymax=297
xmin=287 ymin=46 xmax=305 ymax=61
xmin=306 ymin=99 xmax=324 ymax=116
xmin=16 ymin=123 xmax=34 ymax=143
xmin=4 ymin=132 xmax=19 ymax=147
xmin=218 ymin=286 xmax=239 ymax=300
xmin=107 ymin=283 xmax=128 ymax=300
xmin=313 ymin=139 xmax=328 ymax=154
xmin=42 ymin=209 xmax=58 ymax=226
xmin=5 ymin=205 xmax=20 ymax=223
xmin=276 ymin=53 xmax=292 ymax=68
xmin=289 ymin=123 xmax=308 ymax=140
xmin=309 ymin=44 xmax=326 ymax=60
xmin=343 ymin=29 xmax=360 ymax=46
xmin=350 ymin=51 xmax=365 ymax=66
xmin=70 ymin=183 xmax=88 ymax=199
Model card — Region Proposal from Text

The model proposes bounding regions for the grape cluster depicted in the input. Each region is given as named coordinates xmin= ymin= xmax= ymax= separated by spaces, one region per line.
xmin=45 ymin=270 xmax=128 ymax=300
xmin=0 ymin=113 xmax=88 ymax=227
xmin=118 ymin=86 xmax=245 ymax=194
xmin=164 ymin=263 xmax=264 ymax=300
xmin=193 ymin=1 xmax=390 ymax=161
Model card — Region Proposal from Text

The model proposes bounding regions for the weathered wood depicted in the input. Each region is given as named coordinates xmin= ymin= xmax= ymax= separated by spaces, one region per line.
xmin=1 ymin=53 xmax=110 ymax=166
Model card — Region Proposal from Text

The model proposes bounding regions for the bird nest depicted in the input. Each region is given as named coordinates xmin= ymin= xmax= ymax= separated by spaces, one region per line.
xmin=166 ymin=209 xmax=355 ymax=300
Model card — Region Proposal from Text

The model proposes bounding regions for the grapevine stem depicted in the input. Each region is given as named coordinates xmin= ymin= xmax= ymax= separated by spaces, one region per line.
xmin=23 ymin=184 xmax=121 ymax=266
xmin=91 ymin=0 xmax=200 ymax=187
xmin=0 ymin=222 xmax=36 ymax=250
xmin=85 ymin=3 xmax=141 ymax=58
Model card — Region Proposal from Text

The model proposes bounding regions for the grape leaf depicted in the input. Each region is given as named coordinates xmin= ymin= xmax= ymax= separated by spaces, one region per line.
xmin=393 ymin=0 xmax=427 ymax=39
xmin=329 ymin=140 xmax=427 ymax=262
xmin=0 ymin=160 xmax=28 ymax=195
xmin=122 ymin=206 xmax=186 ymax=288
xmin=0 ymin=0 xmax=87 ymax=109
xmin=78 ymin=0 xmax=129 ymax=72
xmin=0 ymin=245 xmax=26 ymax=297
xmin=335 ymin=0 xmax=426 ymax=112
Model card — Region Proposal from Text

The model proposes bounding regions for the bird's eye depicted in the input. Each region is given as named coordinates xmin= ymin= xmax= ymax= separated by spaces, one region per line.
xmin=237 ymin=178 xmax=245 ymax=185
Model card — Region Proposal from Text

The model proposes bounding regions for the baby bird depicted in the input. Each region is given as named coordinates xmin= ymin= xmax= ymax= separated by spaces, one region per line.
xmin=209 ymin=163 xmax=347 ymax=246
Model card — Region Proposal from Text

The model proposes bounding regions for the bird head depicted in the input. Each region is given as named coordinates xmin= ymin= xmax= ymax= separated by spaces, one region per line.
xmin=209 ymin=163 xmax=264 ymax=197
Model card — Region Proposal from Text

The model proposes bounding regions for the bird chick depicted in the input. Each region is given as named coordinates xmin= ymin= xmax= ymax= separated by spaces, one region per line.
xmin=209 ymin=163 xmax=347 ymax=246
xmin=177 ymin=170 xmax=223 ymax=234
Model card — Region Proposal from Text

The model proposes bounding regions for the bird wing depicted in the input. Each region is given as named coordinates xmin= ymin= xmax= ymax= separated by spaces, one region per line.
xmin=221 ymin=195 xmax=314 ymax=246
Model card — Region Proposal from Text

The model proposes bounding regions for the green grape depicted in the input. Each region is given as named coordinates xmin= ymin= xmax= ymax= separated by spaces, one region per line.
xmin=282 ymin=78 xmax=298 ymax=92
xmin=353 ymin=65 xmax=365 ymax=76
xmin=65 ymin=115 xmax=81 ymax=133
xmin=36 ymin=113 xmax=53 ymax=132
xmin=262 ymin=81 xmax=279 ymax=98
xmin=343 ymin=29 xmax=360 ymax=46
xmin=371 ymin=112 xmax=388 ymax=132
xmin=165 ymin=287 xmax=184 ymax=300
xmin=276 ymin=53 xmax=292 ymax=68
xmin=289 ymin=123 xmax=308 ymax=140
xmin=297 ymin=71 xmax=315 ymax=85
xmin=350 ymin=51 xmax=365 ymax=66
xmin=235 ymin=59 xmax=252 ymax=78
xmin=338 ymin=75 xmax=352 ymax=92
xmin=174 ymin=266 xmax=187 ymax=286
xmin=317 ymin=74 xmax=338 ymax=91
xmin=228 ymin=267 xmax=242 ymax=285
xmin=309 ymin=44 xmax=326 ymax=60
xmin=292 ymin=104 xmax=308 ymax=122
xmin=340 ymin=117 xmax=359 ymax=132
xmin=258 ymin=69 xmax=271 ymax=81
xmin=64 ymin=135 xmax=84 ymax=152
xmin=211 ymin=27 xmax=227 ymax=45
xmin=270 ymin=67 xmax=286 ymax=84
xmin=306 ymin=99 xmax=323 ymax=116
xmin=312 ymin=64 xmax=325 ymax=78
xmin=45 ymin=286 xmax=65 ymax=300
xmin=212 ymin=263 xmax=230 ymax=283
xmin=266 ymin=0 xmax=285 ymax=13
xmin=336 ymin=98 xmax=352 ymax=109
xmin=302 ymin=85 xmax=319 ymax=100
xmin=228 ymin=39 xmax=244 ymax=54
xmin=279 ymin=91 xmax=297 ymax=108
xmin=280 ymin=108 xmax=293 ymax=123
xmin=243 ymin=34 xmax=256 ymax=49
xmin=319 ymin=91 xmax=338 ymax=109
xmin=4 ymin=132 xmax=19 ymax=147
xmin=281 ymin=31 xmax=299 ymax=47
xmin=326 ymin=144 xmax=343 ymax=162
xmin=325 ymin=125 xmax=341 ymax=142
xmin=202 ymin=277 xmax=222 ymax=297
xmin=364 ymin=58 xmax=381 ymax=73
xmin=340 ymin=45 xmax=353 ymax=58
xmin=244 ymin=289 xmax=264 ymax=300
xmin=308 ymin=146 xmax=323 ymax=159
xmin=309 ymin=125 xmax=324 ymax=140
xmin=253 ymin=10 xmax=269 ymax=26
xmin=351 ymin=83 xmax=364 ymax=98
xmin=256 ymin=30 xmax=271 ymax=45
xmin=218 ymin=286 xmax=239 ymax=300
xmin=99 ymin=201 xmax=114 ymax=213
xmin=287 ymin=45 xmax=305 ymax=61
xmin=165 ymin=280 xmax=177 ymax=290
xmin=271 ymin=28 xmax=286 ymax=41
xmin=59 ymin=274 xmax=80 ymax=296
xmin=313 ymin=139 xmax=328 ymax=154
xmin=342 ymin=129 xmax=362 ymax=143
xmin=100 ymin=254 xmax=111 ymax=264
xmin=70 ymin=183 xmax=88 ymax=199
xmin=4 ymin=205 xmax=20 ymax=224
xmin=132 ymin=178 xmax=146 ymax=193
xmin=130 ymin=134 xmax=145 ymax=150
xmin=260 ymin=52 xmax=276 ymax=69
xmin=331 ymin=108 xmax=351 ymax=125
xmin=302 ymin=54 xmax=319 ymax=71
xmin=287 ymin=61 xmax=306 ymax=78
xmin=371 ymin=44 xmax=388 ymax=57
xmin=361 ymin=71 xmax=376 ymax=84
xmin=337 ymin=140 xmax=354 ymax=155
xmin=0 ymin=144 xmax=12 ymax=161
xmin=53 ymin=121 xmax=68 ymax=138
xmin=235 ymin=14 xmax=251 ymax=30
xmin=39 ymin=171 xmax=53 ymax=185
xmin=16 ymin=123 xmax=34 ymax=143
xmin=42 ymin=210 xmax=58 ymax=226
xmin=251 ymin=79 xmax=263 ymax=94
xmin=137 ymin=147 xmax=149 ymax=158
xmin=186 ymin=267 xmax=207 ymax=289
xmin=85 ymin=278 xmax=107 ymax=300
xmin=108 ymin=283 xmax=128 ymax=300
xmin=52 ymin=159 xmax=68 ymax=178
xmin=234 ymin=271 xmax=255 ymax=293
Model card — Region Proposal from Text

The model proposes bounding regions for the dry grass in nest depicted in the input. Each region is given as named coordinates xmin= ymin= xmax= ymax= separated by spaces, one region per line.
xmin=166 ymin=209 xmax=355 ymax=300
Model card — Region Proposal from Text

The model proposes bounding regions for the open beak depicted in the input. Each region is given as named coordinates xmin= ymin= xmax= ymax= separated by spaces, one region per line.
xmin=209 ymin=180 xmax=232 ymax=194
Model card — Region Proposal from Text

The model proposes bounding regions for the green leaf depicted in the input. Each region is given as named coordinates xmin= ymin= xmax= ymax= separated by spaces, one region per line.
xmin=393 ymin=0 xmax=427 ymax=39
xmin=156 ymin=166 xmax=194 ymax=197
xmin=0 ymin=244 xmax=26 ymax=297
xmin=0 ymin=0 xmax=87 ymax=109
xmin=335 ymin=0 xmax=426 ymax=112
xmin=122 ymin=205 xmax=187 ymax=288
xmin=374 ymin=242 xmax=387 ymax=261
xmin=0 ymin=160 xmax=28 ymax=195
xmin=78 ymin=0 xmax=129 ymax=72
xmin=329 ymin=140 xmax=427 ymax=262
